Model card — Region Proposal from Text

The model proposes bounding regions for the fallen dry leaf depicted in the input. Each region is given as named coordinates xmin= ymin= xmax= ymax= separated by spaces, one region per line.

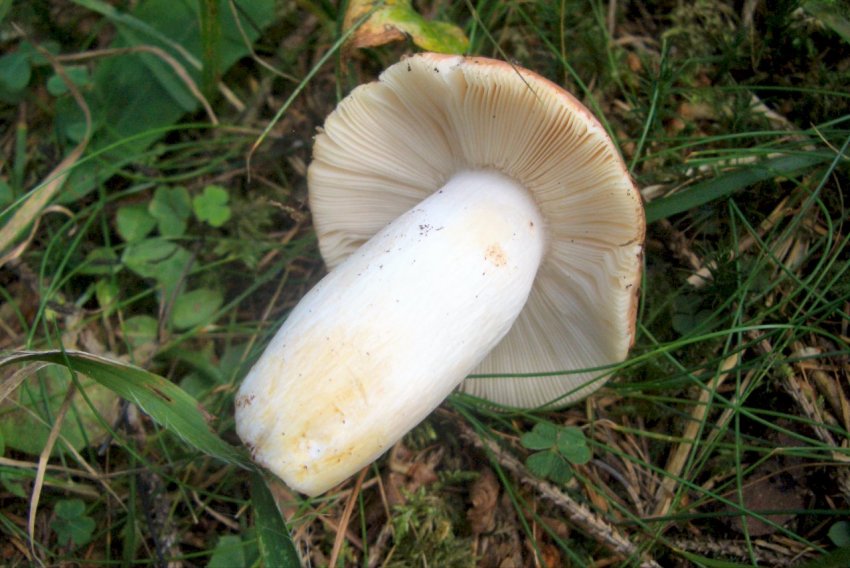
xmin=468 ymin=467 xmax=499 ymax=535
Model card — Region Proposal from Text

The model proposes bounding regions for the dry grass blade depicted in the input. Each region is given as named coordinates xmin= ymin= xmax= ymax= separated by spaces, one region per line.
xmin=329 ymin=467 xmax=369 ymax=567
xmin=27 ymin=382 xmax=77 ymax=566
xmin=0 ymin=41 xmax=90 ymax=268
xmin=652 ymin=352 xmax=741 ymax=519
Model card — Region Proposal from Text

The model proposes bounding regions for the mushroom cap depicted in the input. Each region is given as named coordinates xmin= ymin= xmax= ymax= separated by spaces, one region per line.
xmin=308 ymin=53 xmax=645 ymax=408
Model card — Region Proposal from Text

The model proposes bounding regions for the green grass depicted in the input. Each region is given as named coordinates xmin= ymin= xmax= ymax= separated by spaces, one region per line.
xmin=1 ymin=0 xmax=849 ymax=566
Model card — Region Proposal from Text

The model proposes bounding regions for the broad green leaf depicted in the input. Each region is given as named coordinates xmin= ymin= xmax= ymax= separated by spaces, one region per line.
xmin=51 ymin=498 xmax=96 ymax=547
xmin=122 ymin=315 xmax=158 ymax=350
xmin=0 ymin=471 xmax=27 ymax=498
xmin=0 ymin=51 xmax=31 ymax=92
xmin=89 ymin=0 xmax=276 ymax=155
xmin=828 ymin=521 xmax=850 ymax=547
xmin=46 ymin=66 xmax=91 ymax=96
xmin=193 ymin=184 xmax=231 ymax=227
xmin=520 ymin=422 xmax=558 ymax=450
xmin=0 ymin=365 xmax=120 ymax=456
xmin=561 ymin=443 xmax=591 ymax=465
xmin=343 ymin=0 xmax=468 ymax=54
xmin=526 ymin=450 xmax=558 ymax=478
xmin=171 ymin=287 xmax=223 ymax=330
xmin=251 ymin=472 xmax=301 ymax=567
xmin=0 ymin=350 xmax=254 ymax=469
xmin=53 ymin=94 xmax=99 ymax=143
xmin=79 ymin=247 xmax=121 ymax=276
xmin=95 ymin=279 xmax=120 ymax=314
xmin=208 ymin=534 xmax=258 ymax=568
xmin=149 ymin=186 xmax=191 ymax=237
xmin=121 ymin=238 xmax=193 ymax=297
xmin=547 ymin=456 xmax=575 ymax=485
xmin=116 ymin=204 xmax=157 ymax=242
xmin=122 ymin=238 xmax=180 ymax=276
xmin=555 ymin=426 xmax=591 ymax=464
xmin=208 ymin=535 xmax=245 ymax=568
xmin=59 ymin=0 xmax=275 ymax=202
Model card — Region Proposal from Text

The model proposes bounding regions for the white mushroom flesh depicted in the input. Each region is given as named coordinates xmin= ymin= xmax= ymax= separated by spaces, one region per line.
xmin=235 ymin=169 xmax=544 ymax=495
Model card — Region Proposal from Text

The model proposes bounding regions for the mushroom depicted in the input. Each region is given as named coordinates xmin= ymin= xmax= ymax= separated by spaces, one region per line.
xmin=235 ymin=53 xmax=644 ymax=496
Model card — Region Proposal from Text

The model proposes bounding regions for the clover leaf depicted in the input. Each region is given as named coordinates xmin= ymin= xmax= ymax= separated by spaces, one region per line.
xmin=193 ymin=185 xmax=231 ymax=227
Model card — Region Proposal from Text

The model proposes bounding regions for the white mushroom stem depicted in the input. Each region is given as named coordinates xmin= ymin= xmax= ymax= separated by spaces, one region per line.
xmin=235 ymin=170 xmax=545 ymax=495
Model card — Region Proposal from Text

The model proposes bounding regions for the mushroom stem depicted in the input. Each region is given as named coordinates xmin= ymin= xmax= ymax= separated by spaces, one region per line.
xmin=235 ymin=169 xmax=545 ymax=495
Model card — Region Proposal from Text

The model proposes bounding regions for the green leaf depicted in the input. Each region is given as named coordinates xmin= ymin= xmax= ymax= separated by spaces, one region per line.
xmin=828 ymin=521 xmax=850 ymax=548
xmin=79 ymin=247 xmax=121 ymax=276
xmin=0 ymin=350 xmax=254 ymax=469
xmin=547 ymin=456 xmax=575 ymax=485
xmin=193 ymin=184 xmax=231 ymax=227
xmin=122 ymin=238 xmax=179 ymax=275
xmin=520 ymin=422 xmax=558 ymax=450
xmin=87 ymin=0 xmax=276 ymax=154
xmin=116 ymin=204 xmax=157 ymax=242
xmin=0 ymin=0 xmax=12 ymax=24
xmin=46 ymin=66 xmax=91 ymax=96
xmin=209 ymin=535 xmax=250 ymax=568
xmin=0 ymin=471 xmax=27 ymax=498
xmin=54 ymin=0 xmax=276 ymax=201
xmin=526 ymin=450 xmax=558 ymax=478
xmin=0 ymin=51 xmax=31 ymax=92
xmin=344 ymin=0 xmax=468 ymax=54
xmin=171 ymin=287 xmax=223 ymax=330
xmin=95 ymin=279 xmax=120 ymax=314
xmin=562 ymin=443 xmax=591 ymax=465
xmin=0 ymin=365 xmax=120 ymax=456
xmin=122 ymin=315 xmax=158 ymax=350
xmin=51 ymin=498 xmax=96 ymax=547
xmin=644 ymin=152 xmax=834 ymax=224
xmin=555 ymin=426 xmax=591 ymax=465
xmin=149 ymin=186 xmax=191 ymax=237
xmin=771 ymin=546 xmax=850 ymax=568
xmin=251 ymin=472 xmax=301 ymax=567
xmin=0 ymin=178 xmax=13 ymax=207
xmin=802 ymin=0 xmax=850 ymax=44
xmin=121 ymin=238 xmax=193 ymax=296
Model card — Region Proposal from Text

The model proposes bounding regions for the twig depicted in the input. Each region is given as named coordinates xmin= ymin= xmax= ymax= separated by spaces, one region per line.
xmin=455 ymin=419 xmax=662 ymax=568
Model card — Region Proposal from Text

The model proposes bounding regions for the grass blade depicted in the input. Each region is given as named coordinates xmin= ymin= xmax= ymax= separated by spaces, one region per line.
xmin=645 ymin=152 xmax=834 ymax=224
xmin=251 ymin=472 xmax=301 ymax=567
xmin=0 ymin=350 xmax=253 ymax=469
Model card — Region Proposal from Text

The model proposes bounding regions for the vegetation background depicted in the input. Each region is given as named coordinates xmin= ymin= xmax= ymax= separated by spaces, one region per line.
xmin=0 ymin=0 xmax=849 ymax=566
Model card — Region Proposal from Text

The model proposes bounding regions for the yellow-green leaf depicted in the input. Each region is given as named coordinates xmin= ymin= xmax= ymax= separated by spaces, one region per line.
xmin=343 ymin=0 xmax=468 ymax=54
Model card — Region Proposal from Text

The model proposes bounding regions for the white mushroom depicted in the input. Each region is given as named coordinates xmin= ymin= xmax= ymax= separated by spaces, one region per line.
xmin=235 ymin=53 xmax=645 ymax=496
